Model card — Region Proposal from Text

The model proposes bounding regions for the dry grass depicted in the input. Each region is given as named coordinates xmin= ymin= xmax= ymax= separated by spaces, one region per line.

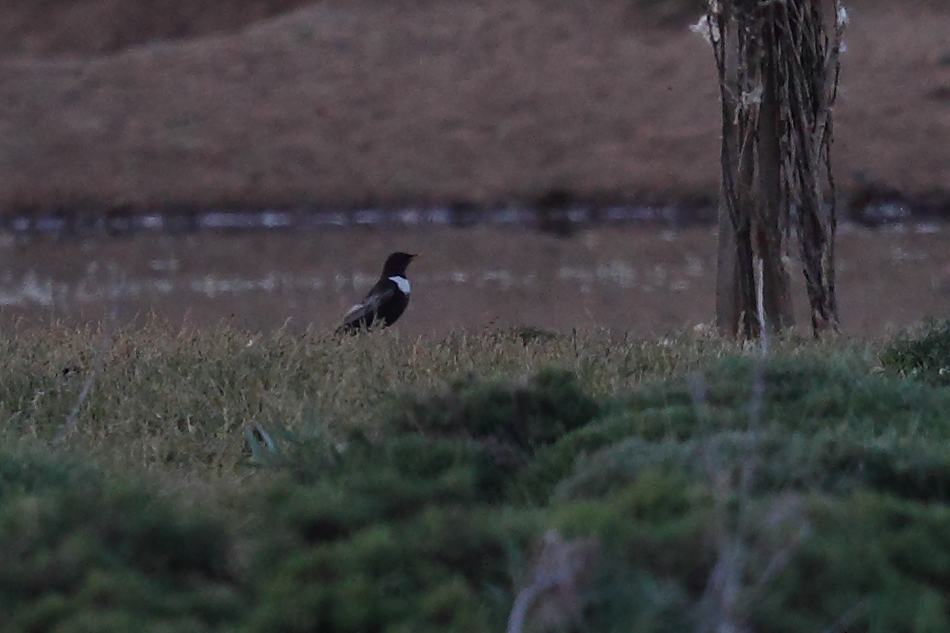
xmin=0 ymin=318 xmax=846 ymax=483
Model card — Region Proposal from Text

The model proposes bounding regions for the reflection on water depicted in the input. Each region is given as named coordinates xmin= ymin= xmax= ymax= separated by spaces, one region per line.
xmin=0 ymin=263 xmax=702 ymax=308
xmin=0 ymin=223 xmax=946 ymax=337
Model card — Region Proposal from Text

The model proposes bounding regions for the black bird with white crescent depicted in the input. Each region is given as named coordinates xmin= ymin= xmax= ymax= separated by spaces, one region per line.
xmin=339 ymin=252 xmax=417 ymax=332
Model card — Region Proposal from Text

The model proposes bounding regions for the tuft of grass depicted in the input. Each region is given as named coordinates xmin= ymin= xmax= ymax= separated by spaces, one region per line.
xmin=882 ymin=318 xmax=950 ymax=386
xmin=0 ymin=322 xmax=749 ymax=479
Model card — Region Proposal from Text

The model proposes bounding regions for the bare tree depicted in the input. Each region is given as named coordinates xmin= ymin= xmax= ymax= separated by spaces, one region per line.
xmin=700 ymin=0 xmax=847 ymax=338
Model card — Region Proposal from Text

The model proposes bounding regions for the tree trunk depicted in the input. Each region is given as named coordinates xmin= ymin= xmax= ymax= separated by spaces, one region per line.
xmin=707 ymin=0 xmax=844 ymax=338
xmin=714 ymin=27 xmax=742 ymax=336
xmin=756 ymin=17 xmax=794 ymax=333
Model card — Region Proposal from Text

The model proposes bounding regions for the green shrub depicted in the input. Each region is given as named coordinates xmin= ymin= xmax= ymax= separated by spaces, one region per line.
xmin=882 ymin=319 xmax=950 ymax=386
xmin=545 ymin=431 xmax=950 ymax=505
xmin=0 ymin=449 xmax=242 ymax=633
xmin=611 ymin=354 xmax=950 ymax=439
xmin=755 ymin=493 xmax=950 ymax=633
xmin=553 ymin=472 xmax=715 ymax=579
xmin=385 ymin=368 xmax=599 ymax=483
xmin=518 ymin=354 xmax=950 ymax=504
xmin=246 ymin=440 xmax=541 ymax=633
xmin=239 ymin=368 xmax=605 ymax=633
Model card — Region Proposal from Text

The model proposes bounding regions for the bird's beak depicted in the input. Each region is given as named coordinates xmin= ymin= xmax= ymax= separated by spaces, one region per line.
xmin=410 ymin=253 xmax=419 ymax=260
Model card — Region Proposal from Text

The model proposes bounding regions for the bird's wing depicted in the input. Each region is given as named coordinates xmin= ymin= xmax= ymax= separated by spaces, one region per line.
xmin=341 ymin=281 xmax=395 ymax=329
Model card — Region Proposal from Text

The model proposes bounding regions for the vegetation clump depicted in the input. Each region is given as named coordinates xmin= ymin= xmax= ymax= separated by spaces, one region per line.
xmin=0 ymin=448 xmax=242 ymax=633
xmin=882 ymin=318 xmax=950 ymax=386
xmin=388 ymin=368 xmax=598 ymax=473
xmin=4 ymin=324 xmax=950 ymax=631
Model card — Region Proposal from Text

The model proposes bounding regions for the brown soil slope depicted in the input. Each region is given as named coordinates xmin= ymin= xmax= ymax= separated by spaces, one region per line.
xmin=0 ymin=0 xmax=315 ymax=56
xmin=0 ymin=0 xmax=948 ymax=212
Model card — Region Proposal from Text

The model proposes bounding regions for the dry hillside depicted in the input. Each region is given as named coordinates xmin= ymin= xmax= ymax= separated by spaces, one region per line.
xmin=0 ymin=0 xmax=948 ymax=214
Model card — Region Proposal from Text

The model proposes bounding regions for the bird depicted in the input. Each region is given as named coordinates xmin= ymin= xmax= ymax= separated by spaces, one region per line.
xmin=338 ymin=252 xmax=417 ymax=332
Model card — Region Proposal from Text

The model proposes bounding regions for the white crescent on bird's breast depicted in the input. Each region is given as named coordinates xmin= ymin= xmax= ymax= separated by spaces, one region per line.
xmin=389 ymin=275 xmax=410 ymax=295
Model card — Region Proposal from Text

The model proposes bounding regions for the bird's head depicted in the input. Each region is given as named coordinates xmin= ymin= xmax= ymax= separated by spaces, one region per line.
xmin=382 ymin=251 xmax=417 ymax=277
